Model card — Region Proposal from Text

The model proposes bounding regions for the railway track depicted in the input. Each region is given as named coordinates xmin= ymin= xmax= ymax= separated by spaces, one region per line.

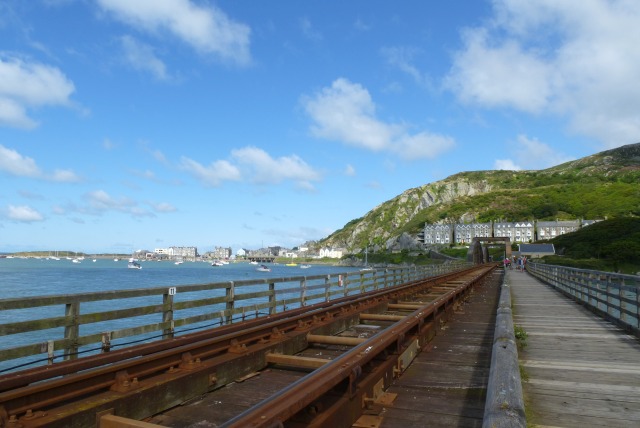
xmin=0 ymin=264 xmax=497 ymax=428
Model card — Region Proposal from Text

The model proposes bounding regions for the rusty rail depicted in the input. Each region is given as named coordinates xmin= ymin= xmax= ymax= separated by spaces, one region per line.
xmin=0 ymin=264 xmax=494 ymax=427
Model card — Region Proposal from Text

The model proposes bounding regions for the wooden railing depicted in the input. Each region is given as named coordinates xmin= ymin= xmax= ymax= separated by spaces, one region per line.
xmin=527 ymin=263 xmax=640 ymax=336
xmin=0 ymin=262 xmax=470 ymax=372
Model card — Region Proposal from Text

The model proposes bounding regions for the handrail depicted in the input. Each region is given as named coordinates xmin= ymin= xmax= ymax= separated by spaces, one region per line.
xmin=483 ymin=273 xmax=526 ymax=427
xmin=0 ymin=262 xmax=471 ymax=372
xmin=527 ymin=263 xmax=640 ymax=337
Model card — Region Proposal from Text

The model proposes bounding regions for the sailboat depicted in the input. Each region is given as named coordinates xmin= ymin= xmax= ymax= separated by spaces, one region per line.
xmin=360 ymin=247 xmax=373 ymax=271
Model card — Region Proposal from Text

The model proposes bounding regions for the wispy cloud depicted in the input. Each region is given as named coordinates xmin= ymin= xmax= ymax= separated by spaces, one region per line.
xmin=120 ymin=35 xmax=169 ymax=80
xmin=81 ymin=190 xmax=157 ymax=218
xmin=494 ymin=134 xmax=573 ymax=170
xmin=179 ymin=157 xmax=241 ymax=187
xmin=0 ymin=144 xmax=81 ymax=182
xmin=0 ymin=56 xmax=75 ymax=128
xmin=97 ymin=0 xmax=252 ymax=65
xmin=299 ymin=17 xmax=322 ymax=41
xmin=180 ymin=146 xmax=321 ymax=190
xmin=302 ymin=78 xmax=455 ymax=160
xmin=381 ymin=46 xmax=432 ymax=88
xmin=2 ymin=205 xmax=44 ymax=222
xmin=446 ymin=0 xmax=640 ymax=148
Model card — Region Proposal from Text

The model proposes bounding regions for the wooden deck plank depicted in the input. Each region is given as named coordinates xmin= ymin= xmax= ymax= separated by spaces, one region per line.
xmin=380 ymin=270 xmax=503 ymax=428
xmin=509 ymin=269 xmax=640 ymax=428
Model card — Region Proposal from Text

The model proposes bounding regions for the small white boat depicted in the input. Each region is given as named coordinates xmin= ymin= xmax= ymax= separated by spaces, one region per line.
xmin=128 ymin=258 xmax=142 ymax=269
xmin=256 ymin=264 xmax=271 ymax=272
xmin=72 ymin=258 xmax=81 ymax=264
xmin=211 ymin=260 xmax=225 ymax=266
xmin=249 ymin=261 xmax=258 ymax=265
xmin=300 ymin=264 xmax=311 ymax=269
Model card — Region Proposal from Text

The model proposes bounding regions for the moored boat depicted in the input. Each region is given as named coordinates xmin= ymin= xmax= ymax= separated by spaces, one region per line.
xmin=256 ymin=264 xmax=271 ymax=272
xmin=127 ymin=258 xmax=142 ymax=269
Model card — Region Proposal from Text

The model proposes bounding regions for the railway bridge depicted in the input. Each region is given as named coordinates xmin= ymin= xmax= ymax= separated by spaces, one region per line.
xmin=0 ymin=263 xmax=638 ymax=427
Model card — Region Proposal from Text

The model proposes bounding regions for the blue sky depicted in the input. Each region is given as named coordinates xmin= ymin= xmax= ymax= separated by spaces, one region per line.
xmin=1 ymin=0 xmax=639 ymax=254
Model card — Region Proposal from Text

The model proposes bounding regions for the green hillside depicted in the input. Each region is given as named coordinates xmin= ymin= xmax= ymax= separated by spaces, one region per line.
xmin=320 ymin=143 xmax=640 ymax=251
xmin=540 ymin=218 xmax=640 ymax=274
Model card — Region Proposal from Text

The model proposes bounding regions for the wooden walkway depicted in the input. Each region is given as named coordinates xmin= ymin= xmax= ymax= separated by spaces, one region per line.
xmin=379 ymin=268 xmax=503 ymax=427
xmin=509 ymin=269 xmax=640 ymax=427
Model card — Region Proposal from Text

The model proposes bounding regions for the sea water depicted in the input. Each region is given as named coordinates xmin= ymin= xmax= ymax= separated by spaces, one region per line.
xmin=0 ymin=257 xmax=360 ymax=372
xmin=0 ymin=257 xmax=357 ymax=297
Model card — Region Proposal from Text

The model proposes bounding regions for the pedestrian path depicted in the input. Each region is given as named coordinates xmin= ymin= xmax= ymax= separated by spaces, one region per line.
xmin=508 ymin=269 xmax=640 ymax=427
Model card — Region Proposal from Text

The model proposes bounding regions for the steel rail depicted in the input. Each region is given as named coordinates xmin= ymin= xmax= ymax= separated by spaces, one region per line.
xmin=0 ymin=268 xmax=465 ymax=391
xmin=220 ymin=265 xmax=496 ymax=427
xmin=0 ymin=265 xmax=491 ymax=427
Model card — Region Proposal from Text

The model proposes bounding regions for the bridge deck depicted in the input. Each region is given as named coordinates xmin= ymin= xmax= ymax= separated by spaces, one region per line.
xmin=379 ymin=269 xmax=502 ymax=427
xmin=509 ymin=269 xmax=640 ymax=427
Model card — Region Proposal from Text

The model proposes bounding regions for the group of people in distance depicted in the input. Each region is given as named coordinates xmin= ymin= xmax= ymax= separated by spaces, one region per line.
xmin=503 ymin=256 xmax=527 ymax=271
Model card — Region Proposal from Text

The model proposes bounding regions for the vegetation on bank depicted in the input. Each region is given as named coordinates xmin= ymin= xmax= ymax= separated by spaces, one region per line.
xmin=320 ymin=143 xmax=640 ymax=251
xmin=539 ymin=217 xmax=640 ymax=274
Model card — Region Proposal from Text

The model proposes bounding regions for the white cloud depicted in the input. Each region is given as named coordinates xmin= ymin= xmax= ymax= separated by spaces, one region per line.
xmin=446 ymin=0 xmax=640 ymax=148
xmin=97 ymin=0 xmax=252 ymax=65
xmin=49 ymin=169 xmax=81 ymax=182
xmin=4 ymin=205 xmax=44 ymax=222
xmin=150 ymin=202 xmax=177 ymax=213
xmin=495 ymin=134 xmax=574 ymax=170
xmin=78 ymin=190 xmax=155 ymax=218
xmin=303 ymin=78 xmax=455 ymax=159
xmin=494 ymin=159 xmax=521 ymax=171
xmin=231 ymin=146 xmax=321 ymax=186
xmin=0 ymin=145 xmax=80 ymax=182
xmin=180 ymin=147 xmax=321 ymax=190
xmin=0 ymin=144 xmax=40 ymax=177
xmin=0 ymin=56 xmax=75 ymax=128
xmin=120 ymin=35 xmax=168 ymax=80
xmin=344 ymin=164 xmax=356 ymax=176
xmin=381 ymin=46 xmax=430 ymax=88
xmin=179 ymin=157 xmax=241 ymax=187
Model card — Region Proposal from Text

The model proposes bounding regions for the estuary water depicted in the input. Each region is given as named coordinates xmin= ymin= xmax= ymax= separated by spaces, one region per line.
xmin=0 ymin=257 xmax=358 ymax=298
xmin=0 ymin=257 xmax=361 ymax=372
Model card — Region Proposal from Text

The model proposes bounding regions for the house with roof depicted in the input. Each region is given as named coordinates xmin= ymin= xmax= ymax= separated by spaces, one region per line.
xmin=518 ymin=243 xmax=555 ymax=258
xmin=423 ymin=223 xmax=454 ymax=244
xmin=454 ymin=222 xmax=492 ymax=244
xmin=536 ymin=220 xmax=580 ymax=240
xmin=494 ymin=221 xmax=534 ymax=243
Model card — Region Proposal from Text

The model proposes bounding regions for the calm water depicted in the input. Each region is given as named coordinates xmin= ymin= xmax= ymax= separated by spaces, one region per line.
xmin=0 ymin=257 xmax=358 ymax=298
xmin=0 ymin=257 xmax=360 ymax=372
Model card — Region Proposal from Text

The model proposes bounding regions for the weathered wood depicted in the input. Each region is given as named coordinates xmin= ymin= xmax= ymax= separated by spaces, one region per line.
xmin=483 ymin=280 xmax=526 ymax=428
xmin=359 ymin=313 xmax=405 ymax=322
xmin=0 ymin=263 xmax=471 ymax=370
xmin=306 ymin=334 xmax=366 ymax=346
xmin=265 ymin=352 xmax=328 ymax=369
xmin=99 ymin=414 xmax=164 ymax=428
xmin=511 ymin=269 xmax=640 ymax=427
xmin=379 ymin=268 xmax=503 ymax=428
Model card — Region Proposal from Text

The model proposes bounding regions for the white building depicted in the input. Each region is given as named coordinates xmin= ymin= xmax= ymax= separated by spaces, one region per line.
xmin=319 ymin=247 xmax=344 ymax=258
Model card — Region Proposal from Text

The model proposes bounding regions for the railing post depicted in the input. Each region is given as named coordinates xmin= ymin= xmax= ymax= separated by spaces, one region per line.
xmin=225 ymin=281 xmax=235 ymax=324
xmin=324 ymin=275 xmax=331 ymax=302
xmin=269 ymin=282 xmax=276 ymax=315
xmin=619 ymin=278 xmax=626 ymax=324
xmin=163 ymin=287 xmax=176 ymax=339
xmin=606 ymin=275 xmax=614 ymax=317
xmin=64 ymin=301 xmax=80 ymax=361
xmin=636 ymin=283 xmax=640 ymax=329
xmin=343 ymin=274 xmax=349 ymax=297
xmin=300 ymin=278 xmax=307 ymax=307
